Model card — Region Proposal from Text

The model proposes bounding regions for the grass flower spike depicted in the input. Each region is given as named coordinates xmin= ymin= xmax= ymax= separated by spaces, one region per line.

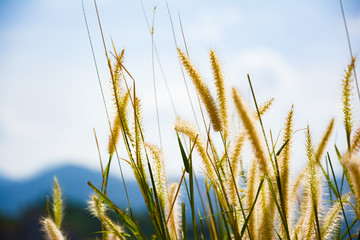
xmin=52 ymin=176 xmax=63 ymax=229
xmin=40 ymin=177 xmax=65 ymax=240
xmin=342 ymin=152 xmax=360 ymax=217
xmin=175 ymin=117 xmax=217 ymax=181
xmin=41 ymin=218 xmax=66 ymax=240
xmin=232 ymin=88 xmax=268 ymax=174
xmin=146 ymin=143 xmax=168 ymax=211
xmin=210 ymin=50 xmax=228 ymax=138
xmin=315 ymin=118 xmax=335 ymax=162
xmin=342 ymin=57 xmax=355 ymax=149
xmin=178 ymin=48 xmax=223 ymax=132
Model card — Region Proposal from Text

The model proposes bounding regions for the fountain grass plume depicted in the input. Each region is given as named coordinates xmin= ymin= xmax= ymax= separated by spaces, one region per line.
xmin=279 ymin=106 xmax=293 ymax=238
xmin=174 ymin=116 xmax=217 ymax=181
xmin=52 ymin=176 xmax=63 ymax=229
xmin=166 ymin=183 xmax=181 ymax=239
xmin=342 ymin=152 xmax=360 ymax=218
xmin=342 ymin=57 xmax=355 ymax=149
xmin=40 ymin=176 xmax=66 ymax=240
xmin=146 ymin=143 xmax=168 ymax=211
xmin=351 ymin=126 xmax=360 ymax=152
xmin=232 ymin=88 xmax=269 ymax=175
xmin=41 ymin=218 xmax=66 ymax=240
xmin=177 ymin=48 xmax=223 ymax=132
xmin=321 ymin=193 xmax=350 ymax=239
xmin=315 ymin=118 xmax=335 ymax=163
xmin=88 ymin=194 xmax=126 ymax=240
xmin=210 ymin=49 xmax=228 ymax=139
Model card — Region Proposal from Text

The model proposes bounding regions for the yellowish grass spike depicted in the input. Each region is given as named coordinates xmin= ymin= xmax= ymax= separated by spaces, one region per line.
xmin=341 ymin=152 xmax=360 ymax=218
xmin=87 ymin=195 xmax=125 ymax=240
xmin=40 ymin=218 xmax=66 ymax=240
xmin=167 ymin=183 xmax=181 ymax=240
xmin=321 ymin=193 xmax=350 ymax=239
xmin=245 ymin=159 xmax=259 ymax=239
xmin=232 ymin=88 xmax=268 ymax=174
xmin=174 ymin=117 xmax=216 ymax=181
xmin=112 ymin=49 xmax=125 ymax=94
xmin=342 ymin=57 xmax=355 ymax=149
xmin=108 ymin=113 xmax=121 ymax=156
xmin=351 ymin=126 xmax=360 ymax=152
xmin=293 ymin=181 xmax=311 ymax=239
xmin=145 ymin=143 xmax=168 ymax=211
xmin=133 ymin=97 xmax=147 ymax=178
xmin=108 ymin=90 xmax=131 ymax=155
xmin=304 ymin=126 xmax=322 ymax=239
xmin=102 ymin=216 xmax=126 ymax=240
xmin=228 ymin=132 xmax=245 ymax=206
xmin=315 ymin=118 xmax=335 ymax=162
xmin=259 ymin=180 xmax=276 ymax=239
xmin=230 ymin=133 xmax=246 ymax=174
xmin=256 ymin=97 xmax=275 ymax=118
xmin=210 ymin=50 xmax=228 ymax=138
xmin=52 ymin=176 xmax=63 ymax=229
xmin=177 ymin=48 xmax=222 ymax=132
xmin=87 ymin=194 xmax=107 ymax=219
xmin=279 ymin=106 xmax=293 ymax=238
xmin=293 ymin=130 xmax=318 ymax=239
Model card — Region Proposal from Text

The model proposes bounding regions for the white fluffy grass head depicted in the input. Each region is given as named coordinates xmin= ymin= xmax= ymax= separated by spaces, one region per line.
xmin=40 ymin=217 xmax=66 ymax=240
xmin=87 ymin=194 xmax=107 ymax=219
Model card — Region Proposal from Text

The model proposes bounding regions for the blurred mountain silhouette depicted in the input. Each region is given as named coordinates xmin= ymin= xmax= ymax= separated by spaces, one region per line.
xmin=0 ymin=164 xmax=146 ymax=218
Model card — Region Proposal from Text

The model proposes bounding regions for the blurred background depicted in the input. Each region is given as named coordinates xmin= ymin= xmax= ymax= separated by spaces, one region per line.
xmin=0 ymin=0 xmax=359 ymax=238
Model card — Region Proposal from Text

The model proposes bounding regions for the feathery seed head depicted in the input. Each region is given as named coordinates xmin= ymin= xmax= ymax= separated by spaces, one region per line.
xmin=256 ymin=98 xmax=275 ymax=118
xmin=167 ymin=183 xmax=181 ymax=240
xmin=315 ymin=118 xmax=335 ymax=162
xmin=321 ymin=193 xmax=350 ymax=239
xmin=351 ymin=126 xmax=360 ymax=152
xmin=342 ymin=152 xmax=360 ymax=217
xmin=177 ymin=48 xmax=223 ymax=132
xmin=174 ymin=117 xmax=198 ymax=142
xmin=232 ymin=88 xmax=268 ymax=174
xmin=108 ymin=113 xmax=122 ymax=155
xmin=145 ymin=143 xmax=168 ymax=210
xmin=52 ymin=176 xmax=63 ymax=229
xmin=40 ymin=217 xmax=66 ymax=240
xmin=102 ymin=216 xmax=126 ymax=240
xmin=87 ymin=194 xmax=107 ymax=219
xmin=174 ymin=117 xmax=217 ymax=181
xmin=279 ymin=106 xmax=293 ymax=238
xmin=342 ymin=58 xmax=355 ymax=148
xmin=210 ymin=49 xmax=228 ymax=138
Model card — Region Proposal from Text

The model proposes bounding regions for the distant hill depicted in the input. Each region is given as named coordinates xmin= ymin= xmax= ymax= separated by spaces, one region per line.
xmin=0 ymin=165 xmax=146 ymax=217
xmin=1 ymin=164 xmax=358 ymax=237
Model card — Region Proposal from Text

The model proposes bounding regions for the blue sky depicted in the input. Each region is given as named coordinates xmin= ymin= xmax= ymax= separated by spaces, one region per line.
xmin=0 ymin=0 xmax=359 ymax=180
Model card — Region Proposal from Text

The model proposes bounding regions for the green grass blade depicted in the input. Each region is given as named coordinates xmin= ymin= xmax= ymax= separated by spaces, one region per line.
xmin=177 ymin=132 xmax=190 ymax=173
xmin=276 ymin=139 xmax=289 ymax=156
